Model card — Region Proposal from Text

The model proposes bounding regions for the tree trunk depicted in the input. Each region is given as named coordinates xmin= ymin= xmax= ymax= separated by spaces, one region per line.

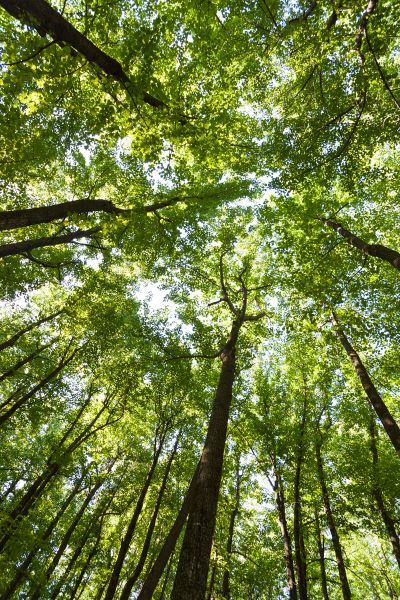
xmin=1 ymin=476 xmax=84 ymax=598
xmin=316 ymin=439 xmax=351 ymax=599
xmin=331 ymin=311 xmax=400 ymax=455
xmin=315 ymin=510 xmax=330 ymax=600
xmin=137 ymin=462 xmax=200 ymax=600
xmin=0 ymin=226 xmax=101 ymax=259
xmin=0 ymin=340 xmax=52 ymax=383
xmin=0 ymin=398 xmax=106 ymax=551
xmin=0 ymin=0 xmax=164 ymax=108
xmin=30 ymin=478 xmax=104 ymax=598
xmin=370 ymin=417 xmax=400 ymax=569
xmin=322 ymin=218 xmax=400 ymax=271
xmin=222 ymin=456 xmax=241 ymax=599
xmin=120 ymin=435 xmax=179 ymax=599
xmin=68 ymin=515 xmax=105 ymax=599
xmin=171 ymin=318 xmax=240 ymax=600
xmin=293 ymin=394 xmax=308 ymax=600
xmin=104 ymin=425 xmax=167 ymax=600
xmin=207 ymin=558 xmax=217 ymax=600
xmin=0 ymin=309 xmax=62 ymax=353
xmin=0 ymin=347 xmax=78 ymax=425
xmin=274 ymin=465 xmax=298 ymax=600
xmin=0 ymin=199 xmax=124 ymax=232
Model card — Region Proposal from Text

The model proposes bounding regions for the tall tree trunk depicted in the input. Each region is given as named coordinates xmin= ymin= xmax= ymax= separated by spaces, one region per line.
xmin=370 ymin=417 xmax=400 ymax=569
xmin=293 ymin=393 xmax=308 ymax=600
xmin=0 ymin=0 xmax=164 ymax=108
xmin=273 ymin=464 xmax=298 ymax=600
xmin=207 ymin=558 xmax=217 ymax=600
xmin=0 ymin=199 xmax=125 ymax=232
xmin=0 ymin=340 xmax=52 ymax=383
xmin=0 ymin=309 xmax=62 ymax=353
xmin=104 ymin=425 xmax=168 ymax=600
xmin=315 ymin=510 xmax=330 ymax=600
xmin=159 ymin=554 xmax=174 ymax=600
xmin=0 ymin=226 xmax=100 ymax=259
xmin=322 ymin=218 xmax=400 ymax=271
xmin=68 ymin=514 xmax=106 ymax=599
xmin=316 ymin=439 xmax=351 ymax=599
xmin=120 ymin=435 xmax=179 ymax=599
xmin=137 ymin=462 xmax=200 ymax=600
xmin=30 ymin=477 xmax=105 ymax=598
xmin=331 ymin=311 xmax=400 ymax=455
xmin=1 ymin=475 xmax=85 ymax=598
xmin=0 ymin=398 xmax=107 ymax=551
xmin=221 ymin=456 xmax=241 ymax=599
xmin=0 ymin=347 xmax=78 ymax=425
xmin=171 ymin=318 xmax=241 ymax=600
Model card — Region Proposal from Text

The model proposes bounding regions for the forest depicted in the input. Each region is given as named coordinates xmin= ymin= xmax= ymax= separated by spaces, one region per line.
xmin=0 ymin=0 xmax=399 ymax=598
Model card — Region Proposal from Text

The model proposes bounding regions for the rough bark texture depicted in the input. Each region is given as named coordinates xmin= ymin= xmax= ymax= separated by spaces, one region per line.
xmin=104 ymin=426 xmax=167 ymax=600
xmin=0 ymin=226 xmax=101 ymax=259
xmin=120 ymin=436 xmax=179 ymax=599
xmin=316 ymin=439 xmax=351 ymax=600
xmin=293 ymin=395 xmax=308 ymax=600
xmin=0 ymin=0 xmax=164 ymax=107
xmin=370 ymin=418 xmax=400 ymax=569
xmin=171 ymin=319 xmax=240 ymax=600
xmin=274 ymin=466 xmax=298 ymax=600
xmin=332 ymin=311 xmax=400 ymax=455
xmin=323 ymin=218 xmax=400 ymax=271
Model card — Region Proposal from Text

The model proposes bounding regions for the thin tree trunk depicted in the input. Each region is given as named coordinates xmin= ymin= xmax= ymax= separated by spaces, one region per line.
xmin=1 ymin=476 xmax=85 ymax=598
xmin=159 ymin=554 xmax=174 ymax=600
xmin=370 ymin=417 xmax=400 ymax=569
xmin=322 ymin=218 xmax=400 ymax=271
xmin=68 ymin=515 xmax=105 ymax=599
xmin=0 ymin=398 xmax=107 ymax=551
xmin=293 ymin=394 xmax=308 ymax=600
xmin=0 ymin=199 xmax=125 ymax=232
xmin=207 ymin=558 xmax=217 ymax=600
xmin=137 ymin=462 xmax=200 ymax=600
xmin=273 ymin=464 xmax=298 ymax=600
xmin=30 ymin=478 xmax=105 ymax=598
xmin=222 ymin=457 xmax=241 ymax=599
xmin=0 ymin=479 xmax=18 ymax=506
xmin=315 ymin=510 xmax=329 ymax=600
xmin=316 ymin=439 xmax=351 ymax=599
xmin=0 ymin=0 xmax=164 ymax=108
xmin=331 ymin=311 xmax=400 ymax=455
xmin=0 ymin=309 xmax=62 ymax=353
xmin=0 ymin=347 xmax=78 ymax=425
xmin=104 ymin=425 xmax=168 ymax=600
xmin=170 ymin=318 xmax=240 ymax=600
xmin=0 ymin=226 xmax=100 ymax=259
xmin=120 ymin=435 xmax=179 ymax=599
xmin=0 ymin=340 xmax=52 ymax=383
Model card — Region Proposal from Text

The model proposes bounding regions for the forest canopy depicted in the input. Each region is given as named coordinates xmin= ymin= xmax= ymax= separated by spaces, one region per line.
xmin=0 ymin=0 xmax=400 ymax=598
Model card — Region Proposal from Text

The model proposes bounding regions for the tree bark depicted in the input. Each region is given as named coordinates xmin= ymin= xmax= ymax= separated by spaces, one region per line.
xmin=104 ymin=425 xmax=167 ymax=600
xmin=273 ymin=464 xmax=298 ymax=600
xmin=170 ymin=318 xmax=240 ymax=600
xmin=293 ymin=394 xmax=308 ymax=600
xmin=316 ymin=439 xmax=351 ymax=599
xmin=322 ymin=218 xmax=400 ymax=271
xmin=315 ymin=509 xmax=330 ymax=600
xmin=221 ymin=457 xmax=241 ymax=599
xmin=0 ymin=0 xmax=164 ymax=108
xmin=370 ymin=417 xmax=400 ymax=569
xmin=0 ymin=309 xmax=62 ymax=353
xmin=120 ymin=435 xmax=179 ymax=599
xmin=0 ymin=226 xmax=101 ymax=259
xmin=331 ymin=311 xmax=400 ymax=455
xmin=0 ymin=199 xmax=125 ymax=232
